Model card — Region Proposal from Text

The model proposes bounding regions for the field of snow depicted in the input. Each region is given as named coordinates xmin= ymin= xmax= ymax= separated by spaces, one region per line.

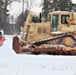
xmin=0 ymin=35 xmax=76 ymax=75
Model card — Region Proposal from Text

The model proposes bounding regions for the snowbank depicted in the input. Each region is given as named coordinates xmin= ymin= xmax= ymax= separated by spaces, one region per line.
xmin=0 ymin=35 xmax=76 ymax=75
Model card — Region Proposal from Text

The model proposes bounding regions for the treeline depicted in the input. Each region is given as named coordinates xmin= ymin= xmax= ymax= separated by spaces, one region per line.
xmin=0 ymin=0 xmax=19 ymax=34
xmin=0 ymin=0 xmax=76 ymax=34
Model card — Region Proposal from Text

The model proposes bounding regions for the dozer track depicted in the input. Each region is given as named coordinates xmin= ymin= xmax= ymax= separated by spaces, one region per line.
xmin=13 ymin=33 xmax=76 ymax=55
xmin=32 ymin=33 xmax=76 ymax=46
xmin=31 ymin=33 xmax=76 ymax=55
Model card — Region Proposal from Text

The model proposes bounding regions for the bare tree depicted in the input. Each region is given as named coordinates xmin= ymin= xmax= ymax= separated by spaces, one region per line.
xmin=2 ymin=0 xmax=20 ymax=21
xmin=24 ymin=0 xmax=38 ymax=11
xmin=3 ymin=0 xmax=20 ymax=5
xmin=17 ymin=0 xmax=39 ymax=12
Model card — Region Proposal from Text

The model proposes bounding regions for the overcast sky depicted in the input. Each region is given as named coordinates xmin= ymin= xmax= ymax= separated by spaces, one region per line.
xmin=72 ymin=0 xmax=76 ymax=3
xmin=8 ymin=0 xmax=76 ymax=19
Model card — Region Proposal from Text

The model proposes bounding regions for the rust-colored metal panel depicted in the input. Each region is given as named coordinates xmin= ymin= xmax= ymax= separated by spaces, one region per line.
xmin=12 ymin=36 xmax=20 ymax=53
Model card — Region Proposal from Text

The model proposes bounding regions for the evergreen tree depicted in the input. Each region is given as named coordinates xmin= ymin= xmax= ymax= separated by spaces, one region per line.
xmin=58 ymin=0 xmax=73 ymax=11
xmin=3 ymin=0 xmax=10 ymax=22
xmin=0 ymin=0 xmax=5 ymax=28
xmin=42 ymin=0 xmax=51 ymax=21
xmin=72 ymin=4 xmax=76 ymax=12
xmin=15 ymin=10 xmax=28 ymax=32
xmin=41 ymin=0 xmax=73 ymax=21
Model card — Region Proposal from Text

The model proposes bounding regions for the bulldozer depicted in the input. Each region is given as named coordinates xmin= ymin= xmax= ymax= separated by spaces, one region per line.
xmin=12 ymin=11 xmax=76 ymax=55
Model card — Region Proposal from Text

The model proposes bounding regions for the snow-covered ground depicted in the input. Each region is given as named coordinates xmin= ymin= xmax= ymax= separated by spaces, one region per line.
xmin=0 ymin=35 xmax=76 ymax=75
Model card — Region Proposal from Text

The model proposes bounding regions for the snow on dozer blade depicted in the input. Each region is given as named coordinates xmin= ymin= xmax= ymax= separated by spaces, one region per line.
xmin=12 ymin=35 xmax=76 ymax=55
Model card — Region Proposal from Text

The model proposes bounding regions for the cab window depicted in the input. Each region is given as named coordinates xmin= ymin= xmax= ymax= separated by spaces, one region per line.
xmin=61 ymin=15 xmax=70 ymax=24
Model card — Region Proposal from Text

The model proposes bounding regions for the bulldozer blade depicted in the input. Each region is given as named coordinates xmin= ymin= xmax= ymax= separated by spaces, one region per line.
xmin=12 ymin=36 xmax=21 ymax=54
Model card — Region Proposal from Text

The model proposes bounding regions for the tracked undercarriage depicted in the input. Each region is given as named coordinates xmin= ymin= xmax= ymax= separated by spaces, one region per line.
xmin=13 ymin=33 xmax=76 ymax=55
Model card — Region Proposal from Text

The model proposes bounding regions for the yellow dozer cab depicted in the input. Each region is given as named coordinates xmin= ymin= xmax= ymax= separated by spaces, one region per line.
xmin=12 ymin=11 xmax=76 ymax=55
